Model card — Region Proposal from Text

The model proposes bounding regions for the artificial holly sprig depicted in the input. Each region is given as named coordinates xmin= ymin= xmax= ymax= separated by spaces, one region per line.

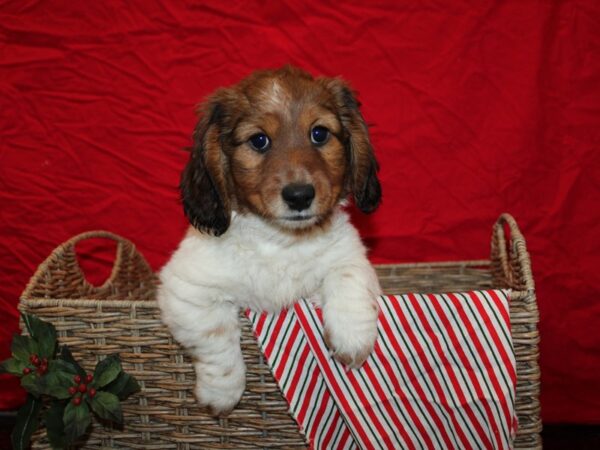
xmin=0 ymin=314 xmax=140 ymax=450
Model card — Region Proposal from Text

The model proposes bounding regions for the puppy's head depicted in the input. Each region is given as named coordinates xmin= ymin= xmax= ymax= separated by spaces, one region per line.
xmin=181 ymin=66 xmax=381 ymax=235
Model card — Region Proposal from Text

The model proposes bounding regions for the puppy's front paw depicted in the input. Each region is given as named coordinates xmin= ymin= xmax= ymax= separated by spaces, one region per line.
xmin=194 ymin=359 xmax=246 ymax=417
xmin=323 ymin=299 xmax=379 ymax=368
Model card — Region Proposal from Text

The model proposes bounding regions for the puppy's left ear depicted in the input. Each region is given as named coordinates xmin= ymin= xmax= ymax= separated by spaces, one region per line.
xmin=324 ymin=78 xmax=382 ymax=213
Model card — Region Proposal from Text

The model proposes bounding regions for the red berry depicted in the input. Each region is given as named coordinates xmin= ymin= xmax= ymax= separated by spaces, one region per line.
xmin=29 ymin=354 xmax=40 ymax=366
xmin=41 ymin=357 xmax=48 ymax=365
xmin=22 ymin=367 xmax=32 ymax=375
xmin=85 ymin=374 xmax=93 ymax=384
xmin=37 ymin=362 xmax=48 ymax=375
xmin=78 ymin=383 xmax=87 ymax=393
xmin=88 ymin=387 xmax=97 ymax=398
xmin=72 ymin=396 xmax=82 ymax=406
xmin=68 ymin=386 xmax=77 ymax=395
xmin=74 ymin=375 xmax=81 ymax=384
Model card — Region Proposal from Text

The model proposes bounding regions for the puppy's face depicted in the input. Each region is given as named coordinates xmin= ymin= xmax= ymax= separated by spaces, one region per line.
xmin=181 ymin=66 xmax=381 ymax=235
xmin=229 ymin=73 xmax=350 ymax=229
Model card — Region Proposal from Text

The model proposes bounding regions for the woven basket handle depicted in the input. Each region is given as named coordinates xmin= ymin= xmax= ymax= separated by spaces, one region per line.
xmin=22 ymin=231 xmax=157 ymax=300
xmin=491 ymin=214 xmax=535 ymax=291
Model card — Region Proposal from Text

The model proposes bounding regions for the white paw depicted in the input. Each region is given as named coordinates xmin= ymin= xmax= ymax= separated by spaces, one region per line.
xmin=323 ymin=298 xmax=379 ymax=368
xmin=194 ymin=359 xmax=246 ymax=416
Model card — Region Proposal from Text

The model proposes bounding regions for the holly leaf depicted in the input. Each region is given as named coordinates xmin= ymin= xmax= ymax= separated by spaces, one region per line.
xmin=11 ymin=393 xmax=42 ymax=450
xmin=21 ymin=313 xmax=57 ymax=358
xmin=58 ymin=345 xmax=86 ymax=377
xmin=21 ymin=313 xmax=41 ymax=337
xmin=48 ymin=358 xmax=79 ymax=375
xmin=40 ymin=360 xmax=78 ymax=399
xmin=63 ymin=400 xmax=91 ymax=444
xmin=92 ymin=355 xmax=121 ymax=388
xmin=11 ymin=334 xmax=38 ymax=363
xmin=90 ymin=391 xmax=123 ymax=424
xmin=21 ymin=372 xmax=44 ymax=397
xmin=45 ymin=401 xmax=67 ymax=450
xmin=104 ymin=371 xmax=140 ymax=400
xmin=0 ymin=357 xmax=27 ymax=376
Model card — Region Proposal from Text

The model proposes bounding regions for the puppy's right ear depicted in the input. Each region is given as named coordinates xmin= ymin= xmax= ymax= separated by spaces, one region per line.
xmin=180 ymin=89 xmax=235 ymax=236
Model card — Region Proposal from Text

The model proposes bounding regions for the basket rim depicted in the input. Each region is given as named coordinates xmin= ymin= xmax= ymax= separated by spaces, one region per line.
xmin=375 ymin=259 xmax=491 ymax=269
xmin=19 ymin=259 xmax=497 ymax=305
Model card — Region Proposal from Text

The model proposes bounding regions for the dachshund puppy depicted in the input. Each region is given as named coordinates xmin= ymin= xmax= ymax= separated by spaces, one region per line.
xmin=158 ymin=66 xmax=382 ymax=415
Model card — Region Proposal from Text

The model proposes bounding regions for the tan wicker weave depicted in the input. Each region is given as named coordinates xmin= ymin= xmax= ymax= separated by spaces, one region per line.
xmin=20 ymin=214 xmax=541 ymax=449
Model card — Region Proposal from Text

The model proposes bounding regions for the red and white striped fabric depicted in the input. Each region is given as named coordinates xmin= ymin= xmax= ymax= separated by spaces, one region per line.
xmin=246 ymin=290 xmax=517 ymax=450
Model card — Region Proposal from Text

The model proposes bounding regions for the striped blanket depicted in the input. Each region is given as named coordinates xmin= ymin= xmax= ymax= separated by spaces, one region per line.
xmin=246 ymin=290 xmax=517 ymax=450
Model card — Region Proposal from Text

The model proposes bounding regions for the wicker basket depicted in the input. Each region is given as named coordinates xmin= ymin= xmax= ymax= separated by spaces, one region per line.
xmin=20 ymin=214 xmax=541 ymax=449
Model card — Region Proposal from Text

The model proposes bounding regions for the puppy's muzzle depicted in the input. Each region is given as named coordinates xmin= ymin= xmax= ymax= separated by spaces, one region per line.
xmin=281 ymin=183 xmax=315 ymax=211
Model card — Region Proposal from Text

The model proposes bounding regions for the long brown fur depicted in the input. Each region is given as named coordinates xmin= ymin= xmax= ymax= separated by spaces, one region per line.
xmin=180 ymin=66 xmax=381 ymax=235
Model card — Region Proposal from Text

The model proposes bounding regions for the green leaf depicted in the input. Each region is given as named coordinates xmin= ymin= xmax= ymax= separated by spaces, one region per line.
xmin=90 ymin=391 xmax=123 ymax=423
xmin=104 ymin=371 xmax=140 ymax=400
xmin=45 ymin=401 xmax=67 ymax=450
xmin=11 ymin=393 xmax=42 ymax=450
xmin=11 ymin=334 xmax=38 ymax=363
xmin=58 ymin=345 xmax=86 ymax=377
xmin=22 ymin=314 xmax=57 ymax=358
xmin=0 ymin=357 xmax=27 ymax=376
xmin=63 ymin=400 xmax=91 ymax=444
xmin=39 ymin=360 xmax=78 ymax=399
xmin=21 ymin=372 xmax=44 ymax=397
xmin=92 ymin=355 xmax=122 ymax=388
xmin=22 ymin=313 xmax=40 ymax=337
xmin=50 ymin=358 xmax=79 ymax=375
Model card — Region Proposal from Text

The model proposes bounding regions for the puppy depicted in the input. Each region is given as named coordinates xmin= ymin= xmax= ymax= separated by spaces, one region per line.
xmin=158 ymin=66 xmax=382 ymax=415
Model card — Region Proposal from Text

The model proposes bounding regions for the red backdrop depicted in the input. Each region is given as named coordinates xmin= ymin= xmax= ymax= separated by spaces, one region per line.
xmin=1 ymin=0 xmax=599 ymax=424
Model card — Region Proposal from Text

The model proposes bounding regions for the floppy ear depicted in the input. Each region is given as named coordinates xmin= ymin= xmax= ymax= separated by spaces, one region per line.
xmin=324 ymin=78 xmax=381 ymax=213
xmin=180 ymin=89 xmax=235 ymax=236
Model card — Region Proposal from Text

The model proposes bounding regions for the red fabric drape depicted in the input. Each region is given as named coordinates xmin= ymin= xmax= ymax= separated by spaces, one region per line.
xmin=1 ymin=1 xmax=599 ymax=423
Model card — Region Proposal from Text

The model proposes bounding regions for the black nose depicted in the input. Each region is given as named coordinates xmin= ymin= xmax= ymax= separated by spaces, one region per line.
xmin=281 ymin=183 xmax=315 ymax=211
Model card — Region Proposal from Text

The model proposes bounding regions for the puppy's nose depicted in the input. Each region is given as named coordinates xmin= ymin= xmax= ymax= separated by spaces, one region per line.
xmin=281 ymin=183 xmax=315 ymax=211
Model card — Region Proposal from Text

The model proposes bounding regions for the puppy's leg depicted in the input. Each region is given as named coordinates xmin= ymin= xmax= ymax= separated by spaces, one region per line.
xmin=191 ymin=303 xmax=245 ymax=416
xmin=321 ymin=263 xmax=381 ymax=368
xmin=159 ymin=292 xmax=245 ymax=416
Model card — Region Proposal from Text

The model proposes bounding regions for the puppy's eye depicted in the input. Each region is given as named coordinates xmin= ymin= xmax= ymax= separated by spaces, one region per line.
xmin=310 ymin=126 xmax=330 ymax=146
xmin=248 ymin=133 xmax=271 ymax=153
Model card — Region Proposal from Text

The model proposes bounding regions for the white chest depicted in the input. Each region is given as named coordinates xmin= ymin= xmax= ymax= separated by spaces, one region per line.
xmin=165 ymin=210 xmax=364 ymax=312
